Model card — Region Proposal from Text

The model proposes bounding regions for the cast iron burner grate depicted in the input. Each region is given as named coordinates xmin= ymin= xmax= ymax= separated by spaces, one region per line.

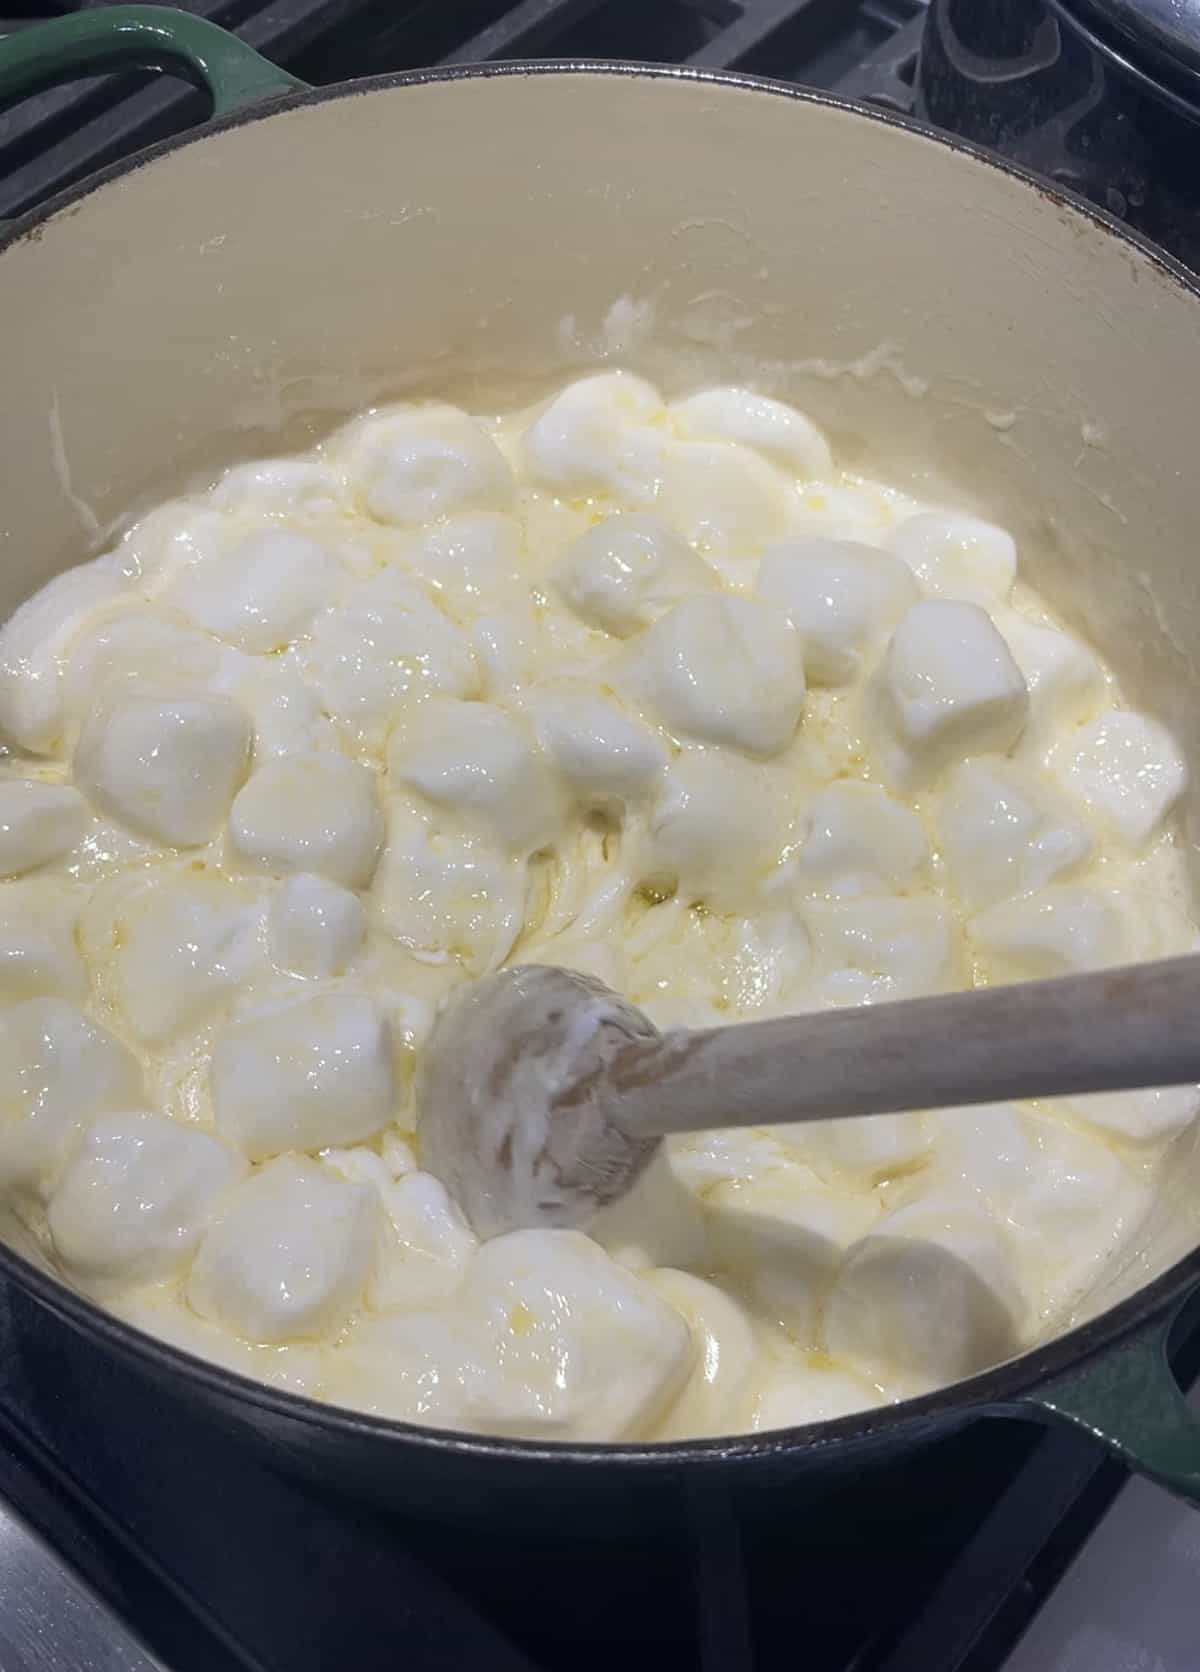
xmin=0 ymin=0 xmax=927 ymax=217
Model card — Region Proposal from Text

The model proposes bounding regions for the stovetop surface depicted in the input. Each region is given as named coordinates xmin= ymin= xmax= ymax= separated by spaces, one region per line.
xmin=3 ymin=3 xmax=1200 ymax=1669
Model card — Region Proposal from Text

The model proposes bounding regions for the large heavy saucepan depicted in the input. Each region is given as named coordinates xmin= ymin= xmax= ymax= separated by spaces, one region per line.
xmin=3 ymin=5 xmax=1200 ymax=1535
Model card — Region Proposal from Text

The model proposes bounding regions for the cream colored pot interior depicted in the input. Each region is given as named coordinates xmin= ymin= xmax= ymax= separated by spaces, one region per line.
xmin=3 ymin=67 xmax=1200 ymax=1331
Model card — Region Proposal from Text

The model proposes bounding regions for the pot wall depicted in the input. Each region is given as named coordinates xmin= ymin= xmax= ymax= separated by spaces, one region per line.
xmin=3 ymin=64 xmax=1200 ymax=1376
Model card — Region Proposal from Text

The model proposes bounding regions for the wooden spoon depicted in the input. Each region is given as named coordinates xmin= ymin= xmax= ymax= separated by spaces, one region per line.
xmin=417 ymin=957 xmax=1200 ymax=1238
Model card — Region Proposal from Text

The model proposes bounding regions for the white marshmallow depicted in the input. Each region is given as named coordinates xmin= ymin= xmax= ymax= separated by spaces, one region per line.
xmin=934 ymin=759 xmax=1092 ymax=910
xmin=529 ymin=688 xmax=668 ymax=807
xmin=868 ymin=600 xmax=1028 ymax=787
xmin=88 ymin=876 xmax=264 ymax=1046
xmin=369 ymin=1170 xmax=478 ymax=1313
xmin=998 ymin=615 xmax=1108 ymax=759
xmin=646 ymin=1270 xmax=760 ymax=1439
xmin=415 ymin=514 xmax=524 ymax=620
xmin=757 ymin=537 xmax=919 ymax=685
xmin=647 ymin=751 xmax=797 ymax=910
xmin=804 ymin=895 xmax=964 ymax=1004
xmin=0 ymin=782 xmax=88 ymax=877
xmin=654 ymin=440 xmax=791 ymax=558
xmin=0 ymin=561 xmax=129 ymax=754
xmin=706 ymin=1168 xmax=880 ymax=1340
xmin=226 ymin=659 xmax=338 ymax=760
xmin=188 ymin=1155 xmax=379 ymax=1342
xmin=1051 ymin=709 xmax=1187 ymax=847
xmin=800 ymin=1113 xmax=931 ymax=1186
xmin=48 ymin=1111 xmax=245 ymax=1289
xmin=305 ymin=574 xmax=479 ymax=749
xmin=112 ymin=501 xmax=229 ymax=588
xmin=63 ymin=609 xmax=232 ymax=735
xmin=210 ymin=459 xmax=344 ymax=516
xmin=0 ymin=885 xmax=87 ymax=1003
xmin=789 ymin=781 xmax=929 ymax=897
xmin=74 ymin=693 xmax=250 ymax=848
xmin=349 ymin=405 xmax=514 ymax=524
xmin=470 ymin=601 xmax=537 ymax=697
xmin=372 ymin=804 xmax=527 ymax=973
xmin=162 ymin=530 xmax=344 ymax=652
xmin=522 ymin=372 xmax=665 ymax=500
xmin=629 ymin=595 xmax=805 ymax=757
xmin=268 ymin=874 xmax=365 ymax=978
xmin=925 ymin=1102 xmax=1038 ymax=1210
xmin=671 ymin=387 xmax=833 ymax=480
xmin=211 ymin=992 xmax=394 ymax=1160
xmin=551 ymin=514 xmax=715 ymax=638
xmin=230 ymin=753 xmax=383 ymax=888
xmin=0 ymin=999 xmax=143 ymax=1195
xmin=752 ymin=1362 xmax=877 ymax=1431
xmin=454 ymin=1229 xmax=693 ymax=1441
xmin=1062 ymin=1086 xmax=1200 ymax=1146
xmin=968 ymin=885 xmax=1143 ymax=982
xmin=390 ymin=702 xmax=564 ymax=853
xmin=825 ymin=1192 xmax=1024 ymax=1389
xmin=887 ymin=511 xmax=1017 ymax=606
xmin=590 ymin=1147 xmax=707 ymax=1273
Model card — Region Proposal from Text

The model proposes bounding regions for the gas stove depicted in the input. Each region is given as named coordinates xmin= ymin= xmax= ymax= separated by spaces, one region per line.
xmin=2 ymin=4 xmax=1200 ymax=1670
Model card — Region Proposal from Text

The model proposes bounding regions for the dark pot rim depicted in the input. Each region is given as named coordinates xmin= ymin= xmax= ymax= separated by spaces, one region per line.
xmin=3 ymin=55 xmax=1200 ymax=1467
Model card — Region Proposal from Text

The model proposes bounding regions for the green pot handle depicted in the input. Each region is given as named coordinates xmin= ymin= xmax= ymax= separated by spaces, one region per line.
xmin=1021 ymin=1287 xmax=1200 ymax=1504
xmin=0 ymin=4 xmax=307 ymax=119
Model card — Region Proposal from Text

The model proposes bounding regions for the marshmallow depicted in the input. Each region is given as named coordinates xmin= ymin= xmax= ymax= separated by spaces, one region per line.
xmin=90 ymin=876 xmax=264 ymax=1046
xmin=825 ymin=1192 xmax=1024 ymax=1389
xmin=530 ymin=688 xmax=668 ymax=807
xmin=390 ymin=701 xmax=564 ymax=853
xmin=211 ymin=992 xmax=394 ymax=1160
xmin=372 ymin=804 xmax=527 ymax=972
xmin=934 ymin=759 xmax=1092 ymax=910
xmin=162 ymin=530 xmax=344 ymax=652
xmin=647 ymin=751 xmax=797 ymax=910
xmin=211 ymin=459 xmax=344 ymax=516
xmin=0 ymin=561 xmax=129 ymax=754
xmin=454 ymin=1229 xmax=693 ymax=1441
xmin=551 ymin=514 xmax=715 ymax=638
xmin=349 ymin=405 xmax=514 ymax=524
xmin=522 ymin=372 xmax=665 ymax=500
xmin=751 ymin=1362 xmax=877 ymax=1431
xmin=0 ymin=781 xmax=88 ymax=877
xmin=887 ymin=511 xmax=1017 ymax=606
xmin=188 ymin=1156 xmax=379 ymax=1342
xmin=305 ymin=574 xmax=479 ymax=749
xmin=671 ymin=387 xmax=833 ymax=480
xmin=998 ymin=615 xmax=1108 ymax=759
xmin=63 ymin=609 xmax=232 ymax=735
xmin=369 ymin=1170 xmax=478 ymax=1313
xmin=800 ymin=1112 xmax=931 ymax=1186
xmin=590 ymin=1147 xmax=707 ymax=1272
xmin=629 ymin=595 xmax=805 ymax=757
xmin=706 ymin=1168 xmax=880 ymax=1340
xmin=415 ymin=514 xmax=524 ymax=620
xmin=757 ymin=537 xmax=919 ymax=685
xmin=268 ymin=874 xmax=365 ymax=978
xmin=74 ymin=692 xmax=250 ymax=848
xmin=647 ymin=1270 xmax=760 ymax=1439
xmin=804 ymin=895 xmax=964 ymax=1003
xmin=230 ymin=753 xmax=383 ymax=888
xmin=868 ymin=600 xmax=1028 ymax=787
xmin=655 ymin=440 xmax=791 ymax=557
xmin=48 ymin=1111 xmax=245 ymax=1289
xmin=1051 ymin=709 xmax=1188 ymax=847
xmin=0 ymin=885 xmax=87 ymax=1003
xmin=789 ymin=781 xmax=929 ymax=897
xmin=0 ymin=999 xmax=143 ymax=1195
xmin=1062 ymin=1085 xmax=1200 ymax=1145
xmin=969 ymin=885 xmax=1140 ymax=982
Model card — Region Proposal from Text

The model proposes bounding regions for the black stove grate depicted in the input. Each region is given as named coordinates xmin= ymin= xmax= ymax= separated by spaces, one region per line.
xmin=0 ymin=0 xmax=926 ymax=218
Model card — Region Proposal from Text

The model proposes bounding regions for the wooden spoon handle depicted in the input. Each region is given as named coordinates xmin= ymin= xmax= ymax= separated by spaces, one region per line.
xmin=606 ymin=955 xmax=1200 ymax=1140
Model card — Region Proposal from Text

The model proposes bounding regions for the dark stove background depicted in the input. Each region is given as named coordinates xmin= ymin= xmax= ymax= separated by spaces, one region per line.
xmin=0 ymin=0 xmax=927 ymax=219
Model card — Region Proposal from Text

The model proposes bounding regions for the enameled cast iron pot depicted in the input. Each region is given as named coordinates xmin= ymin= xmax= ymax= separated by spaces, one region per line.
xmin=3 ymin=5 xmax=1200 ymax=1536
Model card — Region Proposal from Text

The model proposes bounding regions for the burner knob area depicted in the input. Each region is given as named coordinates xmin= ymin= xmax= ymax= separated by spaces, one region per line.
xmin=915 ymin=0 xmax=1158 ymax=241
